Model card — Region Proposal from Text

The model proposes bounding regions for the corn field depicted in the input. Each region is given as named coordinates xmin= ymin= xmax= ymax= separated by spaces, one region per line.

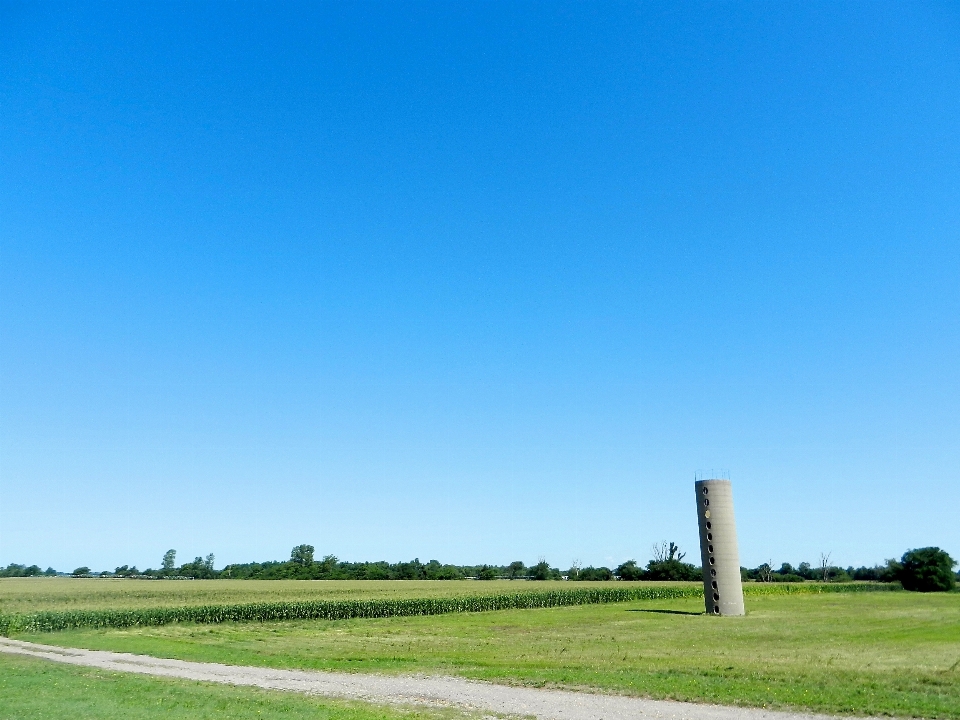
xmin=0 ymin=582 xmax=896 ymax=635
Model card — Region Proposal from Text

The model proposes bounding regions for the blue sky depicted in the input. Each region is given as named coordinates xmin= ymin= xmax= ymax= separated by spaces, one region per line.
xmin=2 ymin=1 xmax=958 ymax=573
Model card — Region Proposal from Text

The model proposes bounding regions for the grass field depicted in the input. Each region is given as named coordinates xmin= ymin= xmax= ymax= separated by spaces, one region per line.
xmin=0 ymin=578 xmax=649 ymax=614
xmin=16 ymin=590 xmax=960 ymax=718
xmin=0 ymin=652 xmax=471 ymax=720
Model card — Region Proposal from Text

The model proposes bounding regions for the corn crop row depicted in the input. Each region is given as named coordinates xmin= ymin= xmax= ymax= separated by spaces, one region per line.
xmin=0 ymin=582 xmax=895 ymax=635
xmin=742 ymin=582 xmax=899 ymax=596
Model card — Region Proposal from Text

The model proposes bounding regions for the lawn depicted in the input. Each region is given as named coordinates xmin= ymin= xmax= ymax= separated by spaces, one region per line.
xmin=16 ymin=591 xmax=960 ymax=718
xmin=0 ymin=652 xmax=472 ymax=720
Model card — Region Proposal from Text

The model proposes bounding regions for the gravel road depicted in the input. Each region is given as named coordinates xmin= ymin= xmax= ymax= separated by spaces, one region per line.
xmin=1 ymin=637 xmax=859 ymax=720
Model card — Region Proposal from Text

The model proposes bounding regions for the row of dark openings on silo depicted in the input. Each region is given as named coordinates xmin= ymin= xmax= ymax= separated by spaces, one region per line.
xmin=702 ymin=485 xmax=721 ymax=614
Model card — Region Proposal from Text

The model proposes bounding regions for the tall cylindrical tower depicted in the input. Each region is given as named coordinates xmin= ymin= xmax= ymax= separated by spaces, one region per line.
xmin=695 ymin=479 xmax=745 ymax=616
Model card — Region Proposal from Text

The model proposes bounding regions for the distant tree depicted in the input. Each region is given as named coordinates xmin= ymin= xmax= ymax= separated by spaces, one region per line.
xmin=507 ymin=561 xmax=526 ymax=579
xmin=317 ymin=555 xmax=339 ymax=577
xmin=161 ymin=549 xmax=177 ymax=574
xmin=290 ymin=545 xmax=315 ymax=566
xmin=644 ymin=543 xmax=700 ymax=581
xmin=72 ymin=567 xmax=90 ymax=576
xmin=818 ymin=552 xmax=832 ymax=582
xmin=760 ymin=562 xmax=805 ymax=582
xmin=364 ymin=563 xmax=390 ymax=580
xmin=0 ymin=564 xmax=45 ymax=578
xmin=851 ymin=565 xmax=880 ymax=581
xmin=898 ymin=547 xmax=956 ymax=592
xmin=44 ymin=567 xmax=57 ymax=576
xmin=795 ymin=555 xmax=851 ymax=583
xmin=530 ymin=559 xmax=551 ymax=581
xmin=652 ymin=541 xmax=685 ymax=563
xmin=756 ymin=561 xmax=775 ymax=583
xmin=396 ymin=559 xmax=425 ymax=579
xmin=777 ymin=574 xmax=805 ymax=582
xmin=425 ymin=560 xmax=463 ymax=580
xmin=173 ymin=554 xmax=219 ymax=579
xmin=881 ymin=558 xmax=902 ymax=582
xmin=615 ymin=560 xmax=644 ymax=581
xmin=644 ymin=559 xmax=701 ymax=581
xmin=476 ymin=564 xmax=499 ymax=580
xmin=579 ymin=566 xmax=614 ymax=581
xmin=827 ymin=567 xmax=851 ymax=582
xmin=567 ymin=559 xmax=582 ymax=581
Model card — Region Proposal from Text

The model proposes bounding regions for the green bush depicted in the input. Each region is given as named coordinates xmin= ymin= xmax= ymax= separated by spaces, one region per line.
xmin=642 ymin=560 xmax=702 ymax=581
xmin=614 ymin=560 xmax=644 ymax=580
xmin=897 ymin=547 xmax=956 ymax=592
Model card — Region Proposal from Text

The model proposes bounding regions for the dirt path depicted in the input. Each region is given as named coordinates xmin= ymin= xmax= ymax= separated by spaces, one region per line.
xmin=1 ymin=637 xmax=854 ymax=720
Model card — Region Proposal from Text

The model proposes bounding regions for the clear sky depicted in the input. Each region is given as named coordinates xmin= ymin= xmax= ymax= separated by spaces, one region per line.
xmin=2 ymin=2 xmax=958 ymax=573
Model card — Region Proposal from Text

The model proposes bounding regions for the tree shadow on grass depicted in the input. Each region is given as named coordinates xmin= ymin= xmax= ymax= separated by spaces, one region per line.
xmin=626 ymin=608 xmax=705 ymax=616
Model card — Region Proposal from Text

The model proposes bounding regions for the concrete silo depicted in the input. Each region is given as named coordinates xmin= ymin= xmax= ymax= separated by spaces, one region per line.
xmin=695 ymin=479 xmax=745 ymax=616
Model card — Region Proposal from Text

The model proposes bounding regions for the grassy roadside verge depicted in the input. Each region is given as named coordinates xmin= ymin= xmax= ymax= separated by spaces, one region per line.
xmin=0 ymin=582 xmax=894 ymax=635
xmin=0 ymin=653 xmax=473 ymax=720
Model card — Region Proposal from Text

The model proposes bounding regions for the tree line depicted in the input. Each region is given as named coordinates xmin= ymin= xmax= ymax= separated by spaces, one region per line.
xmin=0 ymin=564 xmax=57 ymax=578
xmin=743 ymin=547 xmax=957 ymax=592
xmin=3 ymin=545 xmax=955 ymax=592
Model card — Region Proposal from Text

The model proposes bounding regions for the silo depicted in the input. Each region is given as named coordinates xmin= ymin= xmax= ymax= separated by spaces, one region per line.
xmin=695 ymin=479 xmax=745 ymax=616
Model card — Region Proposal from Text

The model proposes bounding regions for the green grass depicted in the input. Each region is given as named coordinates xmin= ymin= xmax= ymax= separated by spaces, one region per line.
xmin=0 ymin=652 xmax=476 ymax=720
xmin=20 ymin=592 xmax=960 ymax=719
